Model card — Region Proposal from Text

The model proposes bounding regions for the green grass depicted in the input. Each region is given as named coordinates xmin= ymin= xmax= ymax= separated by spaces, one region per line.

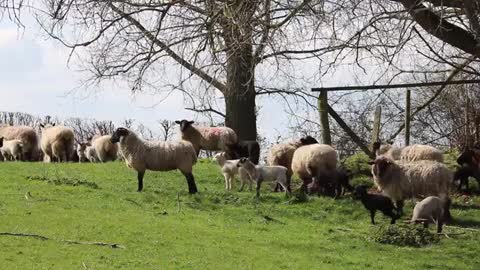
xmin=0 ymin=160 xmax=479 ymax=269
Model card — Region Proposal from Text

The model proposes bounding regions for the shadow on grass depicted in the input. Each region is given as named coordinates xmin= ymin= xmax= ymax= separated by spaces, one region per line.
xmin=451 ymin=202 xmax=480 ymax=211
xmin=450 ymin=218 xmax=480 ymax=229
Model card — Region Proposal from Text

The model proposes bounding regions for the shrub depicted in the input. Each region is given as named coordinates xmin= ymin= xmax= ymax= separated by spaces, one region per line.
xmin=372 ymin=224 xmax=439 ymax=247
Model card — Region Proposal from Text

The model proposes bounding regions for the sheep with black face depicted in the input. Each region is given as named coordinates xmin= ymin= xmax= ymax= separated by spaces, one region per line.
xmin=111 ymin=127 xmax=198 ymax=193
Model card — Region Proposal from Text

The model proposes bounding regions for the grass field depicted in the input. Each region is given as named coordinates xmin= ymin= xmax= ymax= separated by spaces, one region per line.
xmin=0 ymin=160 xmax=479 ymax=269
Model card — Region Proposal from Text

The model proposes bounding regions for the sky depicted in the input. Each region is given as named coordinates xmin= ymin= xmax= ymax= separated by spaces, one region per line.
xmin=0 ymin=13 xmax=364 ymax=143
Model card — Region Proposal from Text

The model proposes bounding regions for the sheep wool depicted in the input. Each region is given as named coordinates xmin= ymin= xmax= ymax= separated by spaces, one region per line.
xmin=375 ymin=143 xmax=443 ymax=163
xmin=111 ymin=127 xmax=198 ymax=193
xmin=411 ymin=196 xmax=447 ymax=233
xmin=40 ymin=124 xmax=75 ymax=162
xmin=0 ymin=125 xmax=38 ymax=161
xmin=175 ymin=120 xmax=237 ymax=155
xmin=91 ymin=135 xmax=118 ymax=162
xmin=291 ymin=144 xmax=338 ymax=183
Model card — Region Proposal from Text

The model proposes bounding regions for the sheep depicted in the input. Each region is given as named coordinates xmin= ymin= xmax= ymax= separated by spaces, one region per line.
xmin=85 ymin=145 xmax=99 ymax=162
xmin=91 ymin=135 xmax=118 ymax=162
xmin=0 ymin=125 xmax=38 ymax=161
xmin=267 ymin=135 xmax=318 ymax=191
xmin=307 ymin=166 xmax=354 ymax=198
xmin=291 ymin=143 xmax=338 ymax=195
xmin=225 ymin=140 xmax=260 ymax=165
xmin=453 ymin=165 xmax=480 ymax=192
xmin=175 ymin=119 xmax=237 ymax=156
xmin=40 ymin=123 xmax=75 ymax=162
xmin=410 ymin=196 xmax=451 ymax=233
xmin=354 ymin=185 xmax=400 ymax=224
xmin=373 ymin=142 xmax=443 ymax=162
xmin=111 ymin=127 xmax=198 ymax=193
xmin=237 ymin=157 xmax=290 ymax=198
xmin=213 ymin=152 xmax=252 ymax=191
xmin=0 ymin=139 xmax=23 ymax=161
xmin=369 ymin=155 xmax=453 ymax=215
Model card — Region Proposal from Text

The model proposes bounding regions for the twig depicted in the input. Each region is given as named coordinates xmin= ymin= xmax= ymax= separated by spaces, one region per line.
xmin=177 ymin=192 xmax=181 ymax=214
xmin=0 ymin=232 xmax=125 ymax=249
xmin=125 ymin=198 xmax=142 ymax=207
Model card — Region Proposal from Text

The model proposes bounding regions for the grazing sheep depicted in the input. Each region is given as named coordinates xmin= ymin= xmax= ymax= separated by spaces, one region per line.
xmin=213 ymin=152 xmax=252 ymax=191
xmin=410 ymin=196 xmax=451 ymax=233
xmin=291 ymin=144 xmax=338 ymax=195
xmin=237 ymin=158 xmax=290 ymax=198
xmin=111 ymin=127 xmax=198 ymax=193
xmin=453 ymin=165 xmax=480 ymax=191
xmin=175 ymin=120 xmax=237 ymax=155
xmin=225 ymin=140 xmax=260 ymax=165
xmin=85 ymin=145 xmax=99 ymax=162
xmin=91 ymin=135 xmax=118 ymax=162
xmin=369 ymin=156 xmax=453 ymax=214
xmin=267 ymin=136 xmax=318 ymax=191
xmin=0 ymin=125 xmax=38 ymax=161
xmin=0 ymin=139 xmax=23 ymax=161
xmin=40 ymin=123 xmax=75 ymax=162
xmin=354 ymin=185 xmax=400 ymax=224
xmin=77 ymin=143 xmax=88 ymax=162
xmin=373 ymin=142 xmax=443 ymax=162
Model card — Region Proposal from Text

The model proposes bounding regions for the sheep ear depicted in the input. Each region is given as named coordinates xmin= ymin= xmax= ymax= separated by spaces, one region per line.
xmin=188 ymin=121 xmax=194 ymax=125
xmin=52 ymin=123 xmax=56 ymax=126
xmin=39 ymin=124 xmax=44 ymax=128
xmin=367 ymin=160 xmax=375 ymax=165
xmin=175 ymin=120 xmax=181 ymax=124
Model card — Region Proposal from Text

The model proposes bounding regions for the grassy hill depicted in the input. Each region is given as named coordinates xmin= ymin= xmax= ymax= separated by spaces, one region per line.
xmin=0 ymin=160 xmax=478 ymax=269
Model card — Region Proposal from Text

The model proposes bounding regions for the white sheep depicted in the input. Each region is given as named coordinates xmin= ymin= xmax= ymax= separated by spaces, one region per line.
xmin=90 ymin=135 xmax=118 ymax=162
xmin=369 ymin=155 xmax=453 ymax=215
xmin=0 ymin=139 xmax=23 ymax=161
xmin=213 ymin=152 xmax=253 ymax=191
xmin=40 ymin=123 xmax=75 ymax=162
xmin=111 ymin=127 xmax=198 ymax=193
xmin=237 ymin=157 xmax=290 ymax=198
xmin=175 ymin=120 xmax=237 ymax=155
xmin=373 ymin=142 xmax=443 ymax=162
xmin=291 ymin=144 xmax=338 ymax=195
xmin=267 ymin=136 xmax=319 ymax=184
xmin=0 ymin=125 xmax=38 ymax=160
xmin=410 ymin=196 xmax=451 ymax=233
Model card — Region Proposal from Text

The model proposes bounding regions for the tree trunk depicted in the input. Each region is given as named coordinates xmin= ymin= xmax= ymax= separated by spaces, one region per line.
xmin=222 ymin=1 xmax=257 ymax=141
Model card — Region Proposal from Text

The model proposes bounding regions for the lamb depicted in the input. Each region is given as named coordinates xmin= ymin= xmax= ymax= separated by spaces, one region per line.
xmin=373 ymin=142 xmax=443 ymax=162
xmin=85 ymin=145 xmax=99 ymax=162
xmin=237 ymin=157 xmax=290 ymax=198
xmin=225 ymin=140 xmax=260 ymax=165
xmin=76 ymin=143 xmax=88 ymax=162
xmin=369 ymin=155 xmax=453 ymax=215
xmin=90 ymin=135 xmax=118 ymax=162
xmin=291 ymin=143 xmax=338 ymax=195
xmin=267 ymin=135 xmax=318 ymax=191
xmin=410 ymin=196 xmax=451 ymax=233
xmin=111 ymin=127 xmax=198 ymax=193
xmin=0 ymin=125 xmax=38 ymax=161
xmin=308 ymin=166 xmax=354 ymax=198
xmin=213 ymin=152 xmax=252 ymax=191
xmin=40 ymin=123 xmax=75 ymax=162
xmin=457 ymin=148 xmax=480 ymax=167
xmin=354 ymin=185 xmax=400 ymax=224
xmin=175 ymin=119 xmax=237 ymax=155
xmin=0 ymin=139 xmax=23 ymax=161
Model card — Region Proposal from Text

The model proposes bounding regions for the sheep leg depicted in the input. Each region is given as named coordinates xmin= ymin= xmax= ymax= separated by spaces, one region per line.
xmin=137 ymin=171 xmax=145 ymax=192
xmin=239 ymin=178 xmax=245 ymax=192
xmin=182 ymin=172 xmax=198 ymax=194
xmin=256 ymin=180 xmax=262 ymax=198
xmin=436 ymin=218 xmax=443 ymax=233
xmin=370 ymin=210 xmax=376 ymax=225
xmin=395 ymin=200 xmax=404 ymax=216
xmin=223 ymin=174 xmax=229 ymax=190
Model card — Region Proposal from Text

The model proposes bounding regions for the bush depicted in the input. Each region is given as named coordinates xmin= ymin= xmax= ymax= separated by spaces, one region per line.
xmin=342 ymin=152 xmax=371 ymax=177
xmin=372 ymin=224 xmax=439 ymax=247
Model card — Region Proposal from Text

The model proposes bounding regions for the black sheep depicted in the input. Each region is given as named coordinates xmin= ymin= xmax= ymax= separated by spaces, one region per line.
xmin=306 ymin=167 xmax=354 ymax=198
xmin=454 ymin=165 xmax=480 ymax=192
xmin=354 ymin=185 xmax=400 ymax=224
xmin=226 ymin=140 xmax=260 ymax=165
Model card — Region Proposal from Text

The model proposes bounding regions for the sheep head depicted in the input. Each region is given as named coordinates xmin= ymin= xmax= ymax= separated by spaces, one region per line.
xmin=39 ymin=123 xmax=56 ymax=129
xmin=299 ymin=135 xmax=318 ymax=145
xmin=353 ymin=185 xmax=368 ymax=199
xmin=457 ymin=148 xmax=480 ymax=167
xmin=111 ymin=127 xmax=129 ymax=143
xmin=368 ymin=156 xmax=394 ymax=178
xmin=175 ymin=120 xmax=195 ymax=132
xmin=0 ymin=137 xmax=3 ymax=148
xmin=237 ymin=157 xmax=257 ymax=179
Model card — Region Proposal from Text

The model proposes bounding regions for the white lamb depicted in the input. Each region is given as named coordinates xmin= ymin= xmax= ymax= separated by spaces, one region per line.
xmin=237 ymin=158 xmax=290 ymax=198
xmin=213 ymin=152 xmax=252 ymax=191
xmin=85 ymin=145 xmax=99 ymax=162
xmin=0 ymin=139 xmax=23 ymax=161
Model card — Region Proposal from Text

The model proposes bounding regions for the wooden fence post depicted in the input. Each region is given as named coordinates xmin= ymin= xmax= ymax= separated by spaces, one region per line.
xmin=318 ymin=90 xmax=332 ymax=145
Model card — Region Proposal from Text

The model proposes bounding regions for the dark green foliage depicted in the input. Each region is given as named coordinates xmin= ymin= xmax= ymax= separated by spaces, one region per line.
xmin=373 ymin=224 xmax=439 ymax=247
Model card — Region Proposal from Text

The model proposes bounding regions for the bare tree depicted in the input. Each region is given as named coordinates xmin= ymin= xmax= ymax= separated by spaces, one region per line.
xmin=158 ymin=120 xmax=175 ymax=141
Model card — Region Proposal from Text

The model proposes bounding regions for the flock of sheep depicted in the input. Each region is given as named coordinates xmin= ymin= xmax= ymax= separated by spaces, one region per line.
xmin=1 ymin=120 xmax=479 ymax=233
